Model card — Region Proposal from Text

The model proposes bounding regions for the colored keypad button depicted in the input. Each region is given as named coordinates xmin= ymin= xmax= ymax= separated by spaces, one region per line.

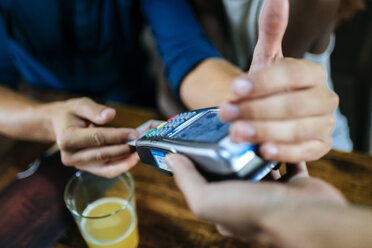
xmin=145 ymin=128 xmax=157 ymax=137
xmin=146 ymin=111 xmax=197 ymax=138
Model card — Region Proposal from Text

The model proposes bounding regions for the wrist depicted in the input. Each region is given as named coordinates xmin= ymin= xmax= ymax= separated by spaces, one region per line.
xmin=180 ymin=58 xmax=242 ymax=109
xmin=260 ymin=202 xmax=358 ymax=248
xmin=32 ymin=101 xmax=63 ymax=142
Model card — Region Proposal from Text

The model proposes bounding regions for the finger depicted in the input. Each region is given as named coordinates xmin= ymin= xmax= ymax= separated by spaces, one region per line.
xmin=285 ymin=162 xmax=309 ymax=178
xmin=61 ymin=144 xmax=132 ymax=166
xmin=69 ymin=97 xmax=116 ymax=125
xmin=231 ymin=59 xmax=328 ymax=99
xmin=222 ymin=87 xmax=337 ymax=122
xmin=229 ymin=0 xmax=289 ymax=102
xmin=58 ymin=127 xmax=139 ymax=150
xmin=229 ymin=115 xmax=335 ymax=144
xmin=165 ymin=154 xmax=208 ymax=211
xmin=259 ymin=140 xmax=332 ymax=163
xmin=250 ymin=0 xmax=288 ymax=72
xmin=279 ymin=162 xmax=309 ymax=183
xmin=75 ymin=153 xmax=140 ymax=178
xmin=166 ymin=154 xmax=207 ymax=193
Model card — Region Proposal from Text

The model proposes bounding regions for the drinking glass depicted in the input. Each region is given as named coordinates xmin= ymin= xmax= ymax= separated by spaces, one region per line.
xmin=64 ymin=171 xmax=138 ymax=248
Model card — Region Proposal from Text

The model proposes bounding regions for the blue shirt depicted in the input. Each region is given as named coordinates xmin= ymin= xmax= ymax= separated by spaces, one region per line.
xmin=0 ymin=0 xmax=220 ymax=105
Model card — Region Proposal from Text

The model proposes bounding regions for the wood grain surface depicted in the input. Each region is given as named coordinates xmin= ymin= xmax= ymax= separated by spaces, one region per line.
xmin=0 ymin=104 xmax=371 ymax=248
xmin=0 ymin=151 xmax=75 ymax=248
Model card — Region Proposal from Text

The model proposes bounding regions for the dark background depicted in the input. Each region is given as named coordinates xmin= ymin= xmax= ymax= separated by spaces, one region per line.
xmin=332 ymin=0 xmax=372 ymax=153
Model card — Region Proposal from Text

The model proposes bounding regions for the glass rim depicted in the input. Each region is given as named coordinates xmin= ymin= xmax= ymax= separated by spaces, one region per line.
xmin=64 ymin=171 xmax=135 ymax=220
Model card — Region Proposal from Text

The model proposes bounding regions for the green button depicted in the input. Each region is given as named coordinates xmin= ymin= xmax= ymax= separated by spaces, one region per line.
xmin=145 ymin=128 xmax=157 ymax=137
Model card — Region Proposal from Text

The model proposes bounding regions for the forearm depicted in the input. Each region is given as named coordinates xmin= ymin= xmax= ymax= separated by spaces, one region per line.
xmin=180 ymin=58 xmax=242 ymax=109
xmin=263 ymin=204 xmax=372 ymax=248
xmin=0 ymin=85 xmax=55 ymax=142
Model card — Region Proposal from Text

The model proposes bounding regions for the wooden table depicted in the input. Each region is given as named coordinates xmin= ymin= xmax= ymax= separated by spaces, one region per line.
xmin=0 ymin=104 xmax=372 ymax=248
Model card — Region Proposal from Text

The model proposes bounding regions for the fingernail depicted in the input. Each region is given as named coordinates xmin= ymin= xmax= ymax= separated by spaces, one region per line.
xmin=237 ymin=123 xmax=256 ymax=138
xmin=100 ymin=108 xmax=115 ymax=120
xmin=263 ymin=143 xmax=279 ymax=158
xmin=220 ymin=102 xmax=240 ymax=120
xmin=165 ymin=155 xmax=176 ymax=169
xmin=128 ymin=132 xmax=139 ymax=140
xmin=232 ymin=78 xmax=253 ymax=96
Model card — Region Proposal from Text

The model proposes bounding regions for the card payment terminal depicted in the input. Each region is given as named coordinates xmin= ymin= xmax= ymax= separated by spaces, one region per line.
xmin=136 ymin=108 xmax=278 ymax=182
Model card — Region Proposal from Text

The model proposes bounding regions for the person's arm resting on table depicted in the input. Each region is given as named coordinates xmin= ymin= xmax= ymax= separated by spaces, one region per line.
xmin=0 ymin=86 xmax=140 ymax=178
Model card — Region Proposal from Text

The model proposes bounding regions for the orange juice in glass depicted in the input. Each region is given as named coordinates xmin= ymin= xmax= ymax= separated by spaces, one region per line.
xmin=64 ymin=171 xmax=139 ymax=248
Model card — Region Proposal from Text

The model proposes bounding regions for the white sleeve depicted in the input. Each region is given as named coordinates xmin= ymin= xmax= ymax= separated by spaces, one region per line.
xmin=304 ymin=34 xmax=353 ymax=151
xmin=304 ymin=34 xmax=336 ymax=90
xmin=222 ymin=0 xmax=265 ymax=69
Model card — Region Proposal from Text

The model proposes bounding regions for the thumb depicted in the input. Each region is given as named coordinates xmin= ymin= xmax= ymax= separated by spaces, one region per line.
xmin=72 ymin=98 xmax=116 ymax=125
xmin=250 ymin=0 xmax=289 ymax=72
xmin=166 ymin=154 xmax=207 ymax=200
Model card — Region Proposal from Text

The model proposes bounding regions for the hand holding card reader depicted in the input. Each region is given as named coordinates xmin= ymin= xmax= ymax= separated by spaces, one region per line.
xmin=135 ymin=108 xmax=278 ymax=182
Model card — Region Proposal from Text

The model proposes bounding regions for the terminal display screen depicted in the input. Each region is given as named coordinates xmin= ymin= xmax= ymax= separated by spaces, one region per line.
xmin=173 ymin=111 xmax=230 ymax=143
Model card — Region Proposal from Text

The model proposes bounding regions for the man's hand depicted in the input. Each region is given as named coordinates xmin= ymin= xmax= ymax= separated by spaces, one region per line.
xmin=166 ymin=154 xmax=347 ymax=246
xmin=219 ymin=0 xmax=339 ymax=163
xmin=43 ymin=97 xmax=139 ymax=178
xmin=0 ymin=86 xmax=138 ymax=178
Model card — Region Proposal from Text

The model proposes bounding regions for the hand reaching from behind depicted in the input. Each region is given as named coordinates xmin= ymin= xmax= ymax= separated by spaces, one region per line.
xmin=166 ymin=154 xmax=347 ymax=247
xmin=219 ymin=0 xmax=339 ymax=163
xmin=43 ymin=97 xmax=139 ymax=178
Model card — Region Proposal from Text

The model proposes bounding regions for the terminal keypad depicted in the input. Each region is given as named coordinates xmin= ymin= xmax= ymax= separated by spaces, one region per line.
xmin=146 ymin=112 xmax=197 ymax=138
